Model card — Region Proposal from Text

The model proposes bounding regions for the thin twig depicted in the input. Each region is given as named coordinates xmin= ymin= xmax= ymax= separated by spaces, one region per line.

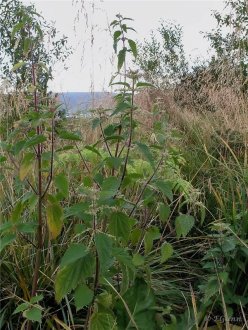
xmin=99 ymin=120 xmax=113 ymax=157
xmin=75 ymin=143 xmax=101 ymax=189
xmin=41 ymin=116 xmax=55 ymax=199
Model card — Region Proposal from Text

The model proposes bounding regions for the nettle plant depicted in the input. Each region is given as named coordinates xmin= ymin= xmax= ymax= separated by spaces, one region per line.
xmin=1 ymin=14 xmax=198 ymax=328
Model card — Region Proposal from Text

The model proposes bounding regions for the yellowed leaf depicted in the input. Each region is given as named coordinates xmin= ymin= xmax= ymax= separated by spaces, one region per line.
xmin=46 ymin=201 xmax=63 ymax=239
xmin=19 ymin=153 xmax=34 ymax=181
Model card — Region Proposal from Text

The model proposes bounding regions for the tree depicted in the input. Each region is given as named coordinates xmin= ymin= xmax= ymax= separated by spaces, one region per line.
xmin=205 ymin=0 xmax=248 ymax=93
xmin=137 ymin=21 xmax=188 ymax=88
xmin=0 ymin=0 xmax=71 ymax=92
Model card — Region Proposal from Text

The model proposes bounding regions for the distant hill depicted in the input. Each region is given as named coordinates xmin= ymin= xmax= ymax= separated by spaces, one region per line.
xmin=57 ymin=92 xmax=113 ymax=115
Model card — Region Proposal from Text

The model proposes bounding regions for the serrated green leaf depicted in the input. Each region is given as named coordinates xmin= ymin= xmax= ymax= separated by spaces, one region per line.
xmin=161 ymin=242 xmax=174 ymax=263
xmin=105 ymin=157 xmax=123 ymax=170
xmin=95 ymin=232 xmax=114 ymax=274
xmin=64 ymin=202 xmax=92 ymax=223
xmin=136 ymin=142 xmax=155 ymax=168
xmin=175 ymin=215 xmax=195 ymax=238
xmin=97 ymin=291 xmax=113 ymax=308
xmin=113 ymin=247 xmax=135 ymax=271
xmin=60 ymin=244 xmax=88 ymax=267
xmin=111 ymin=101 xmax=132 ymax=116
xmin=55 ymin=254 xmax=95 ymax=302
xmin=25 ymin=135 xmax=46 ymax=148
xmin=154 ymin=180 xmax=173 ymax=201
xmin=89 ymin=312 xmax=117 ymax=330
xmin=109 ymin=211 xmax=134 ymax=242
xmin=58 ymin=130 xmax=81 ymax=141
xmin=159 ymin=203 xmax=170 ymax=223
xmin=74 ymin=284 xmax=93 ymax=311
xmin=55 ymin=173 xmax=69 ymax=198
xmin=23 ymin=306 xmax=42 ymax=323
xmin=91 ymin=118 xmax=101 ymax=129
xmin=115 ymin=278 xmax=156 ymax=329
xmin=84 ymin=145 xmax=102 ymax=157
xmin=99 ymin=177 xmax=120 ymax=202
xmin=221 ymin=237 xmax=236 ymax=252
xmin=144 ymin=226 xmax=160 ymax=254
xmin=128 ymin=39 xmax=137 ymax=58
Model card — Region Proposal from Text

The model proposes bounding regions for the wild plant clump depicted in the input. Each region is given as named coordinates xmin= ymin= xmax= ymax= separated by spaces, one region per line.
xmin=0 ymin=0 xmax=247 ymax=329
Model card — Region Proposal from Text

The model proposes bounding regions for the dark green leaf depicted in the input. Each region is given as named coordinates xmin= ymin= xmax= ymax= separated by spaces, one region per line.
xmin=99 ymin=177 xmax=120 ymax=202
xmin=105 ymin=157 xmax=123 ymax=170
xmin=84 ymin=145 xmax=102 ymax=157
xmin=95 ymin=232 xmax=114 ymax=274
xmin=175 ymin=215 xmax=195 ymax=238
xmin=55 ymin=255 xmax=95 ymax=302
xmin=65 ymin=202 xmax=90 ymax=220
xmin=114 ymin=30 xmax=122 ymax=42
xmin=116 ymin=278 xmax=156 ymax=330
xmin=161 ymin=242 xmax=174 ymax=263
xmin=136 ymin=142 xmax=155 ymax=168
xmin=74 ymin=284 xmax=93 ymax=311
xmin=89 ymin=312 xmax=117 ymax=330
xmin=154 ymin=180 xmax=173 ymax=201
xmin=55 ymin=173 xmax=69 ymax=198
xmin=60 ymin=243 xmax=88 ymax=267
xmin=144 ymin=226 xmax=160 ymax=254
xmin=113 ymin=247 xmax=135 ymax=271
xmin=117 ymin=48 xmax=126 ymax=71
xmin=109 ymin=211 xmax=134 ymax=241
xmin=58 ymin=130 xmax=81 ymax=141
xmin=25 ymin=135 xmax=46 ymax=148
xmin=159 ymin=203 xmax=170 ymax=223
xmin=128 ymin=39 xmax=137 ymax=58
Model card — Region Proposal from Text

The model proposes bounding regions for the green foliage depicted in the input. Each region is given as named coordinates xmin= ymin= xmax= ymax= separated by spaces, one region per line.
xmin=0 ymin=0 xmax=71 ymax=90
xmin=161 ymin=242 xmax=174 ymax=263
xmin=1 ymin=5 xmax=247 ymax=329
xmin=137 ymin=20 xmax=188 ymax=87
xmin=115 ymin=278 xmax=156 ymax=330
xmin=175 ymin=214 xmax=195 ymax=238
xmin=89 ymin=312 xmax=117 ymax=330
xmin=74 ymin=284 xmax=94 ymax=311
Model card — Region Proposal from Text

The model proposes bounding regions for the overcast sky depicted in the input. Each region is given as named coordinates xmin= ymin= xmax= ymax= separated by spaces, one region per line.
xmin=23 ymin=0 xmax=225 ymax=92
